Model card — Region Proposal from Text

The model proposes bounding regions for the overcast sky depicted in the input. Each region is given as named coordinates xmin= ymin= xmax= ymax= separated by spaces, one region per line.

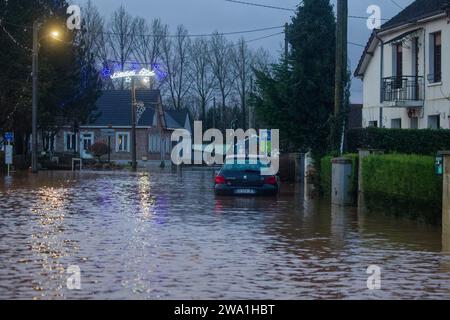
xmin=78 ymin=0 xmax=416 ymax=103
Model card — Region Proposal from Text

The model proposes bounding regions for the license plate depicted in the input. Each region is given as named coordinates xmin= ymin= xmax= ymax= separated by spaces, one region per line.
xmin=234 ymin=189 xmax=257 ymax=195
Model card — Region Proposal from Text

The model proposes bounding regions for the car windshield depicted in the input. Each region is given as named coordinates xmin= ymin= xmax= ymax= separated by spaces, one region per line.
xmin=222 ymin=160 xmax=269 ymax=172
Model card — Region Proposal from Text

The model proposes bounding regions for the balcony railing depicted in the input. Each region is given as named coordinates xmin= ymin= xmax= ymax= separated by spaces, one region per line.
xmin=382 ymin=76 xmax=424 ymax=103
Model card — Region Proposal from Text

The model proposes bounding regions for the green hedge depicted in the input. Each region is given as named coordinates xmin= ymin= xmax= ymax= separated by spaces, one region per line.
xmin=347 ymin=128 xmax=450 ymax=155
xmin=320 ymin=155 xmax=333 ymax=196
xmin=361 ymin=154 xmax=442 ymax=222
xmin=320 ymin=153 xmax=358 ymax=198
xmin=362 ymin=154 xmax=441 ymax=202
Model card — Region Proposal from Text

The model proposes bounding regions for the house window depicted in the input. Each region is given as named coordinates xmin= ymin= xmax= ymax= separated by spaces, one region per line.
xmin=393 ymin=43 xmax=403 ymax=88
xmin=82 ymin=133 xmax=93 ymax=151
xmin=43 ymin=134 xmax=56 ymax=152
xmin=396 ymin=44 xmax=403 ymax=78
xmin=149 ymin=134 xmax=160 ymax=153
xmin=368 ymin=121 xmax=378 ymax=128
xmin=391 ymin=118 xmax=402 ymax=129
xmin=429 ymin=32 xmax=442 ymax=83
xmin=410 ymin=117 xmax=419 ymax=129
xmin=412 ymin=37 xmax=419 ymax=77
xmin=64 ymin=132 xmax=77 ymax=151
xmin=428 ymin=115 xmax=440 ymax=129
xmin=116 ymin=132 xmax=130 ymax=152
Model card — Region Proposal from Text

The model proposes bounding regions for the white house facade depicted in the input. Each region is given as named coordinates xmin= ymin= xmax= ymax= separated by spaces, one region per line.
xmin=355 ymin=0 xmax=450 ymax=129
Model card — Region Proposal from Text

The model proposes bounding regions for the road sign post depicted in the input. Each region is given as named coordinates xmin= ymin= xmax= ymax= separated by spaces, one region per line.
xmin=4 ymin=132 xmax=13 ymax=143
xmin=5 ymin=144 xmax=13 ymax=176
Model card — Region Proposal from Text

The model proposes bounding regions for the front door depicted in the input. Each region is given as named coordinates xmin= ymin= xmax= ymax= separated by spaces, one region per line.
xmin=81 ymin=133 xmax=94 ymax=159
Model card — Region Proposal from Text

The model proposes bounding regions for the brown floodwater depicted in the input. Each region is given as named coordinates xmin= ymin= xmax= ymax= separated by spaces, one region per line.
xmin=0 ymin=169 xmax=450 ymax=300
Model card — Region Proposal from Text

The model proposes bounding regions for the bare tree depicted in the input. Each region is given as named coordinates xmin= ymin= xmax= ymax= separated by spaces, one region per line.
xmin=81 ymin=0 xmax=113 ymax=88
xmin=232 ymin=38 xmax=254 ymax=130
xmin=82 ymin=1 xmax=104 ymax=59
xmin=189 ymin=38 xmax=216 ymax=123
xmin=78 ymin=4 xmax=272 ymax=118
xmin=252 ymin=48 xmax=273 ymax=73
xmin=133 ymin=18 xmax=168 ymax=89
xmin=108 ymin=5 xmax=137 ymax=89
xmin=161 ymin=25 xmax=192 ymax=109
xmin=209 ymin=33 xmax=234 ymax=129
xmin=134 ymin=18 xmax=167 ymax=67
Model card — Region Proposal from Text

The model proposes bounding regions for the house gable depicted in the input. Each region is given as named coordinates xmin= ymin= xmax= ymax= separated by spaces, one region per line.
xmin=355 ymin=0 xmax=450 ymax=78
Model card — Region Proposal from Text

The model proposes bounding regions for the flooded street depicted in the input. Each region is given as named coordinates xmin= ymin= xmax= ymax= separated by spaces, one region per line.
xmin=1 ymin=169 xmax=450 ymax=300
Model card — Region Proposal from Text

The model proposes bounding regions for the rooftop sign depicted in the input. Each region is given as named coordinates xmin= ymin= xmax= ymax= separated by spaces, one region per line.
xmin=110 ymin=68 xmax=156 ymax=80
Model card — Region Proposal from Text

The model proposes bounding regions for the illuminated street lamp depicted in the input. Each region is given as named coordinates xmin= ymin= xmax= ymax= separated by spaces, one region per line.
xmin=50 ymin=31 xmax=60 ymax=39
xmin=110 ymin=68 xmax=156 ymax=171
xmin=31 ymin=22 xmax=62 ymax=173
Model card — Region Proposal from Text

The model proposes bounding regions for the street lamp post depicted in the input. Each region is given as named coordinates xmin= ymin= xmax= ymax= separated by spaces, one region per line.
xmin=131 ymin=78 xmax=137 ymax=171
xmin=31 ymin=22 xmax=62 ymax=173
xmin=31 ymin=21 xmax=40 ymax=173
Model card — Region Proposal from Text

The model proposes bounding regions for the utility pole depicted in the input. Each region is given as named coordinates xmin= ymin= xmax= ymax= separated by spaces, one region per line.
xmin=334 ymin=0 xmax=348 ymax=154
xmin=213 ymin=97 xmax=216 ymax=129
xmin=284 ymin=22 xmax=289 ymax=61
xmin=31 ymin=21 xmax=40 ymax=174
xmin=334 ymin=0 xmax=348 ymax=115
xmin=131 ymin=78 xmax=137 ymax=171
xmin=249 ymin=77 xmax=253 ymax=129
xmin=241 ymin=43 xmax=247 ymax=131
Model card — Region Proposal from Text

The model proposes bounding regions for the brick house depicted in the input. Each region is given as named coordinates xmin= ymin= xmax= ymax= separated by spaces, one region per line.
xmin=42 ymin=90 xmax=192 ymax=166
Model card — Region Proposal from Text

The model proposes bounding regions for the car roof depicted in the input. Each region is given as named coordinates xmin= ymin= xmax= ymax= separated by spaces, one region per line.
xmin=225 ymin=154 xmax=267 ymax=160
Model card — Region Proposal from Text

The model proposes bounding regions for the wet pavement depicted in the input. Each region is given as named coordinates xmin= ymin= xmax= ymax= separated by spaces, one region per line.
xmin=1 ymin=169 xmax=450 ymax=300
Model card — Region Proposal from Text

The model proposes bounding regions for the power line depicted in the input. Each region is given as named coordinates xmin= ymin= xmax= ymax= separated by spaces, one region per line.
xmin=242 ymin=31 xmax=284 ymax=44
xmin=103 ymin=25 xmax=285 ymax=38
xmin=61 ymin=24 xmax=285 ymax=38
xmin=224 ymin=1 xmax=392 ymax=21
xmin=0 ymin=19 xmax=285 ymax=38
xmin=224 ymin=0 xmax=296 ymax=12
xmin=104 ymin=31 xmax=285 ymax=66
xmin=389 ymin=0 xmax=404 ymax=10
xmin=348 ymin=15 xmax=390 ymax=21
xmin=348 ymin=41 xmax=365 ymax=48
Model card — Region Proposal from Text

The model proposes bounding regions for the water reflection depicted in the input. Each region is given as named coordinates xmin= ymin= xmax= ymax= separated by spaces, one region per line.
xmin=0 ymin=170 xmax=450 ymax=299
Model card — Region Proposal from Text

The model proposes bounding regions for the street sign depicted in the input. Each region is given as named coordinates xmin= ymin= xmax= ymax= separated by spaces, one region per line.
xmin=4 ymin=132 xmax=13 ymax=143
xmin=259 ymin=129 xmax=272 ymax=156
xmin=436 ymin=154 xmax=444 ymax=176
xmin=5 ymin=145 xmax=13 ymax=165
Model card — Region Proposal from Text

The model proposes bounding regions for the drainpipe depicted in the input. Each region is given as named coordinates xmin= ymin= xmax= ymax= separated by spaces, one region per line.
xmin=376 ymin=33 xmax=384 ymax=128
xmin=423 ymin=28 xmax=426 ymax=108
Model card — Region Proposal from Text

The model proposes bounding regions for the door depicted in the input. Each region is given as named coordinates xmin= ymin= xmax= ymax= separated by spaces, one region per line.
xmin=81 ymin=133 xmax=94 ymax=159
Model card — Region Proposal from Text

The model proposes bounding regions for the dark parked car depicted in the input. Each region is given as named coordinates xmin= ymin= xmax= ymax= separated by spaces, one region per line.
xmin=214 ymin=156 xmax=280 ymax=196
